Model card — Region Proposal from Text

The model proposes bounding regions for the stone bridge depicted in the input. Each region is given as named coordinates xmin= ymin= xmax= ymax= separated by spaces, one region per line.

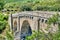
xmin=9 ymin=11 xmax=60 ymax=40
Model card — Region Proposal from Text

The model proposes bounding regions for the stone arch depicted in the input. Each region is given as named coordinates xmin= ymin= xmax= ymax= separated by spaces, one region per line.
xmin=13 ymin=20 xmax=17 ymax=32
xmin=20 ymin=18 xmax=36 ymax=31
xmin=20 ymin=20 xmax=32 ymax=39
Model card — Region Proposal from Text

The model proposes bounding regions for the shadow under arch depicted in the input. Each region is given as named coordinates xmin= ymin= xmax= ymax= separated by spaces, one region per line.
xmin=20 ymin=20 xmax=32 ymax=40
xmin=13 ymin=20 xmax=17 ymax=32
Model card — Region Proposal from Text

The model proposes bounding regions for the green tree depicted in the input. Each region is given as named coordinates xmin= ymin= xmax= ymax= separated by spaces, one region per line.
xmin=0 ymin=0 xmax=5 ymax=10
xmin=0 ymin=13 xmax=8 ymax=33
xmin=0 ymin=31 xmax=14 ymax=40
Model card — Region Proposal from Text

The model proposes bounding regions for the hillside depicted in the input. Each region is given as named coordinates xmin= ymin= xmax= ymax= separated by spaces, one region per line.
xmin=3 ymin=0 xmax=60 ymax=11
xmin=1 ymin=0 xmax=22 ymax=3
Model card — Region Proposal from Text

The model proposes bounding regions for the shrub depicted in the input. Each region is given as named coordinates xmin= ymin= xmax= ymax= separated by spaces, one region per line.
xmin=20 ymin=3 xmax=33 ymax=11
xmin=32 ymin=4 xmax=43 ymax=11
xmin=6 ymin=31 xmax=14 ymax=40
xmin=0 ymin=1 xmax=5 ymax=10
xmin=0 ymin=13 xmax=8 ymax=33
xmin=4 ymin=0 xmax=60 ymax=12
xmin=0 ymin=31 xmax=14 ymax=40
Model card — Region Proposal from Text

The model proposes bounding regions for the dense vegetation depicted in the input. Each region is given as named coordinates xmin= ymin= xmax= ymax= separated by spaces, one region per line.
xmin=0 ymin=13 xmax=8 ymax=33
xmin=4 ymin=0 xmax=60 ymax=11
xmin=0 ymin=0 xmax=60 ymax=11
xmin=0 ymin=31 xmax=14 ymax=40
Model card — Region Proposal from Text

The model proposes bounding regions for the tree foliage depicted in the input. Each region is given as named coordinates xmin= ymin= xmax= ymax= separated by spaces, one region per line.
xmin=3 ymin=0 xmax=60 ymax=12
xmin=0 ymin=31 xmax=14 ymax=40
xmin=6 ymin=31 xmax=14 ymax=40
xmin=0 ymin=13 xmax=8 ymax=33
xmin=0 ymin=0 xmax=5 ymax=10
xmin=47 ymin=13 xmax=59 ymax=25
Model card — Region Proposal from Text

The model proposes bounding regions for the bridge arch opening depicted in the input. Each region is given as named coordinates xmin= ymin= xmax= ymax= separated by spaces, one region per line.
xmin=20 ymin=20 xmax=32 ymax=40
xmin=13 ymin=20 xmax=17 ymax=32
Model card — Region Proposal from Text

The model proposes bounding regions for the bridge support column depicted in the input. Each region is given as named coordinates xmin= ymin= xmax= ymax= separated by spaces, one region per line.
xmin=17 ymin=16 xmax=21 ymax=40
xmin=17 ymin=16 xmax=20 ymax=31
xmin=35 ymin=19 xmax=40 ymax=40
xmin=34 ymin=18 xmax=40 ymax=40
xmin=10 ymin=14 xmax=13 ymax=31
